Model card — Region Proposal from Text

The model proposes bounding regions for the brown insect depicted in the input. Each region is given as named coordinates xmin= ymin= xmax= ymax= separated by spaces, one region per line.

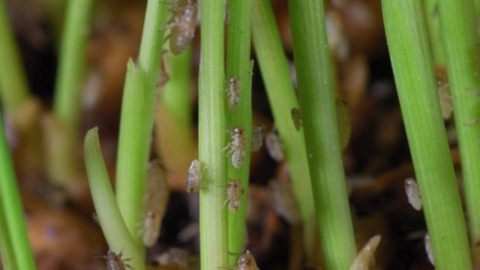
xmin=251 ymin=125 xmax=265 ymax=152
xmin=221 ymin=126 xmax=247 ymax=169
xmin=236 ymin=250 xmax=259 ymax=270
xmin=291 ymin=107 xmax=303 ymax=131
xmin=222 ymin=179 xmax=244 ymax=212
xmin=103 ymin=249 xmax=132 ymax=270
xmin=141 ymin=159 xmax=170 ymax=247
xmin=265 ymin=127 xmax=284 ymax=162
xmin=186 ymin=159 xmax=204 ymax=193
xmin=225 ymin=76 xmax=240 ymax=109
xmin=161 ymin=0 xmax=198 ymax=55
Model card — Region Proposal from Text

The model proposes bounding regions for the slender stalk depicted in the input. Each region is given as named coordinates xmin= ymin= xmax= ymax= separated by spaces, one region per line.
xmin=437 ymin=0 xmax=480 ymax=243
xmin=115 ymin=0 xmax=168 ymax=247
xmin=0 ymin=193 xmax=17 ymax=270
xmin=252 ymin=0 xmax=316 ymax=257
xmin=289 ymin=1 xmax=357 ymax=269
xmin=84 ymin=127 xmax=145 ymax=270
xmin=198 ymin=0 xmax=228 ymax=268
xmin=423 ymin=0 xmax=445 ymax=66
xmin=155 ymin=47 xmax=195 ymax=176
xmin=0 ymin=0 xmax=29 ymax=116
xmin=53 ymin=0 xmax=93 ymax=132
xmin=225 ymin=0 xmax=253 ymax=262
xmin=0 ymin=112 xmax=36 ymax=270
xmin=383 ymin=0 xmax=472 ymax=269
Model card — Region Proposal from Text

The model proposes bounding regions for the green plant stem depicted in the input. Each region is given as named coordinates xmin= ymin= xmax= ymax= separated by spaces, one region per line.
xmin=198 ymin=0 xmax=228 ymax=268
xmin=115 ymin=0 xmax=168 ymax=247
xmin=289 ymin=1 xmax=357 ymax=269
xmin=0 ymin=111 xmax=36 ymax=270
xmin=0 ymin=192 xmax=17 ymax=270
xmin=437 ymin=0 xmax=480 ymax=243
xmin=383 ymin=0 xmax=472 ymax=269
xmin=0 ymin=201 xmax=18 ymax=270
xmin=0 ymin=0 xmax=29 ymax=116
xmin=423 ymin=0 xmax=445 ymax=66
xmin=84 ymin=127 xmax=145 ymax=270
xmin=252 ymin=0 xmax=316 ymax=257
xmin=53 ymin=0 xmax=93 ymax=132
xmin=155 ymin=47 xmax=195 ymax=173
xmin=225 ymin=0 xmax=253 ymax=263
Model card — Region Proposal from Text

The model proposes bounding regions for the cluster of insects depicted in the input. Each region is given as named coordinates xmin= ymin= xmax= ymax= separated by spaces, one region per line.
xmin=223 ymin=179 xmax=244 ymax=212
xmin=141 ymin=159 xmax=170 ymax=247
xmin=404 ymin=177 xmax=422 ymax=211
xmin=161 ymin=0 xmax=198 ymax=55
xmin=102 ymin=249 xmax=132 ymax=270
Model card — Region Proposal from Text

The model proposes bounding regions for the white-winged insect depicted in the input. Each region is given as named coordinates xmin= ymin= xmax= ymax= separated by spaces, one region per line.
xmin=103 ymin=249 xmax=132 ymax=270
xmin=161 ymin=0 xmax=198 ymax=55
xmin=424 ymin=233 xmax=434 ymax=266
xmin=236 ymin=250 xmax=259 ymax=270
xmin=265 ymin=127 xmax=284 ymax=162
xmin=348 ymin=235 xmax=381 ymax=270
xmin=251 ymin=125 xmax=265 ymax=152
xmin=141 ymin=159 xmax=170 ymax=247
xmin=225 ymin=76 xmax=240 ymax=110
xmin=186 ymin=159 xmax=204 ymax=193
xmin=405 ymin=178 xmax=422 ymax=211
xmin=222 ymin=179 xmax=244 ymax=212
xmin=291 ymin=107 xmax=302 ymax=131
xmin=221 ymin=126 xmax=247 ymax=169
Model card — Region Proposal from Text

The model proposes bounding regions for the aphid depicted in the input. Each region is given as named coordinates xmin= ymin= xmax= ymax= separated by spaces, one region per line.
xmin=236 ymin=250 xmax=259 ymax=270
xmin=186 ymin=159 xmax=204 ymax=193
xmin=103 ymin=250 xmax=132 ymax=270
xmin=405 ymin=178 xmax=422 ymax=211
xmin=348 ymin=235 xmax=381 ymax=270
xmin=268 ymin=180 xmax=301 ymax=225
xmin=221 ymin=126 xmax=247 ymax=169
xmin=161 ymin=0 xmax=198 ymax=55
xmin=425 ymin=233 xmax=434 ymax=266
xmin=225 ymin=76 xmax=240 ymax=110
xmin=291 ymin=107 xmax=302 ymax=131
xmin=141 ymin=159 xmax=170 ymax=247
xmin=251 ymin=125 xmax=265 ymax=152
xmin=223 ymin=179 xmax=244 ymax=212
xmin=265 ymin=127 xmax=284 ymax=162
